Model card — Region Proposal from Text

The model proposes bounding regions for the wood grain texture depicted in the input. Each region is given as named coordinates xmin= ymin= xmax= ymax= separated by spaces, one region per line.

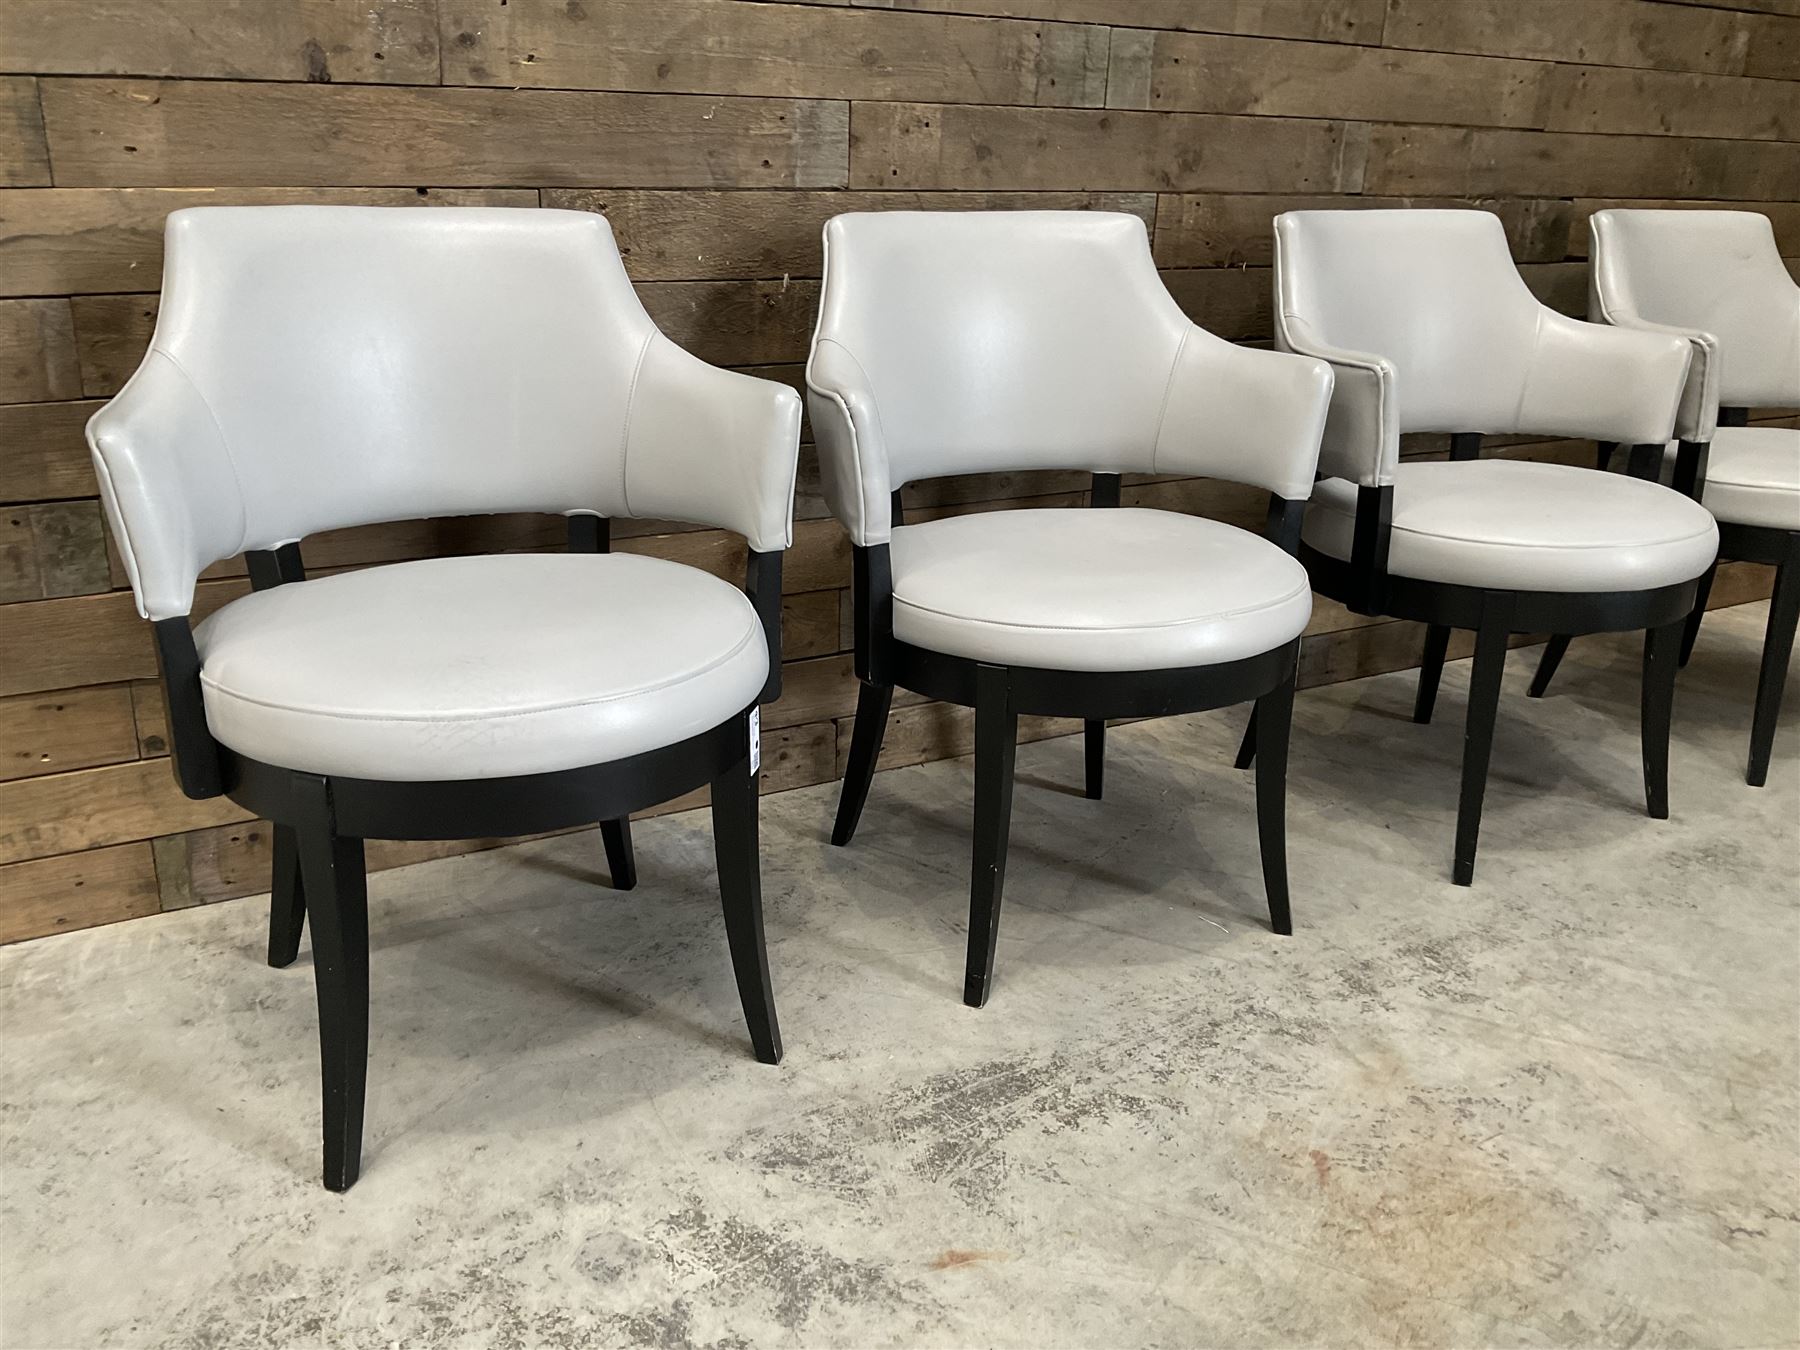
xmin=0 ymin=0 xmax=441 ymax=84
xmin=0 ymin=400 xmax=102 ymax=503
xmin=1364 ymin=124 xmax=1800 ymax=200
xmin=1382 ymin=0 xmax=1758 ymax=75
xmin=0 ymin=77 xmax=50 ymax=188
xmin=794 ymin=0 xmax=1388 ymax=44
xmin=851 ymin=101 xmax=1364 ymax=191
xmin=544 ymin=188 xmax=1154 ymax=279
xmin=0 ymin=188 xmax=538 ymax=298
xmin=441 ymin=0 xmax=1109 ymax=106
xmin=38 ymin=79 xmax=851 ymax=189
xmin=0 ymin=841 xmax=158 ymax=944
xmin=1109 ymin=29 xmax=1548 ymax=128
xmin=0 ymin=0 xmax=1791 ymax=943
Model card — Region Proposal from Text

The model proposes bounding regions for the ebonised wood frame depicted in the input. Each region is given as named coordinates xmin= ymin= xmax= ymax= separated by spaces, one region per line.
xmin=830 ymin=475 xmax=1307 ymax=1010
xmin=1535 ymin=408 xmax=1796 ymax=786
xmin=1261 ymin=433 xmax=1701 ymax=886
xmin=149 ymin=519 xmax=786 ymax=1191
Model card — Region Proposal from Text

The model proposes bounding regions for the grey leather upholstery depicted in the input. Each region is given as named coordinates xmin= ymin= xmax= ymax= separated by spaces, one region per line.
xmin=87 ymin=207 xmax=802 ymax=780
xmin=1274 ymin=209 xmax=1695 ymax=490
xmin=90 ymin=207 xmax=802 ymax=622
xmin=890 ymin=508 xmax=1312 ymax=671
xmin=1303 ymin=461 xmax=1719 ymax=592
xmin=1663 ymin=427 xmax=1800 ymax=531
xmin=194 ymin=554 xmax=769 ymax=781
xmin=1275 ymin=209 xmax=1715 ymax=592
xmin=1590 ymin=209 xmax=1800 ymax=442
xmin=807 ymin=211 xmax=1332 ymax=548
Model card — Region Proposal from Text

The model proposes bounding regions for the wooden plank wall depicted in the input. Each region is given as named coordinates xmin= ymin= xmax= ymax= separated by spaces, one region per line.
xmin=1 ymin=0 xmax=1796 ymax=944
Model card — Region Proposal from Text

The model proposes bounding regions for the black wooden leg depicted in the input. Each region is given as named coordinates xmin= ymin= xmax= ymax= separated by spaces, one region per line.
xmin=600 ymin=816 xmax=636 ymax=890
xmin=1414 ymin=624 xmax=1451 ymax=724
xmin=1084 ymin=719 xmax=1105 ymax=799
xmin=267 ymin=823 xmax=306 ymax=969
xmin=1234 ymin=707 xmax=1258 ymax=770
xmin=1681 ymin=562 xmax=1716 ymax=668
xmin=1748 ymin=556 xmax=1800 ymax=788
xmin=1528 ymin=634 xmax=1571 ymax=699
xmin=964 ymin=664 xmax=1018 ymax=1009
xmin=1453 ymin=599 xmax=1513 ymax=887
xmin=1596 ymin=440 xmax=1617 ymax=472
xmin=1253 ymin=670 xmax=1296 ymax=936
xmin=831 ymin=681 xmax=892 ymax=846
xmin=711 ymin=742 xmax=782 ymax=1065
xmin=293 ymin=775 xmax=369 ymax=1193
xmin=1642 ymin=619 xmax=1682 ymax=819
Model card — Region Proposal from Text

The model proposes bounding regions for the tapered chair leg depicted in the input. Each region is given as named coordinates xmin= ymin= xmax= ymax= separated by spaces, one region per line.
xmin=1596 ymin=440 xmax=1618 ymax=472
xmin=293 ymin=776 xmax=369 ymax=1193
xmin=267 ymin=823 xmax=307 ymax=969
xmin=1414 ymin=624 xmax=1451 ymax=724
xmin=1642 ymin=619 xmax=1682 ymax=818
xmin=1453 ymin=601 xmax=1513 ymax=886
xmin=1680 ymin=562 xmax=1716 ymax=668
xmin=1748 ymin=557 xmax=1800 ymax=788
xmin=964 ymin=664 xmax=1018 ymax=1009
xmin=1234 ymin=707 xmax=1258 ymax=770
xmin=1528 ymin=634 xmax=1571 ymax=699
xmin=1252 ymin=671 xmax=1297 ymax=936
xmin=711 ymin=747 xmax=782 ymax=1065
xmin=831 ymin=681 xmax=893 ymax=846
xmin=1084 ymin=720 xmax=1105 ymax=799
xmin=600 ymin=816 xmax=636 ymax=890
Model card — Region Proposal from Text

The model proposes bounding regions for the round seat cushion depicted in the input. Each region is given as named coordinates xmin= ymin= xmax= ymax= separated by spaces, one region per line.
xmin=887 ymin=507 xmax=1311 ymax=672
xmin=193 ymin=553 xmax=767 ymax=781
xmin=1668 ymin=426 xmax=1800 ymax=531
xmin=1303 ymin=460 xmax=1718 ymax=593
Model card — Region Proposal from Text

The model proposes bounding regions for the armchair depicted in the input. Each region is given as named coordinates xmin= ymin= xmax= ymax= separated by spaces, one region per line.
xmin=88 ymin=206 xmax=801 ymax=1190
xmin=808 ymin=210 xmax=1332 ymax=1007
xmin=1271 ymin=209 xmax=1717 ymax=883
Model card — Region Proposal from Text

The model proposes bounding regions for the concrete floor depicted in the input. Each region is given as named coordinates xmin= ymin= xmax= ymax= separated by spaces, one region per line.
xmin=3 ymin=603 xmax=1796 ymax=1350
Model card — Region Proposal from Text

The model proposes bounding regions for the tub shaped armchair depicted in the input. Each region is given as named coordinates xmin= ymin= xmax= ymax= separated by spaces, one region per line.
xmin=1272 ymin=209 xmax=1716 ymax=883
xmin=808 ymin=210 xmax=1332 ymax=1007
xmin=89 ymin=206 xmax=802 ymax=1190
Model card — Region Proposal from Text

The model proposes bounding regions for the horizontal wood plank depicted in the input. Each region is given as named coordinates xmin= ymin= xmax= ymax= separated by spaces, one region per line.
xmin=544 ymin=188 xmax=1154 ymax=280
xmin=1152 ymin=194 xmax=1574 ymax=268
xmin=0 ymin=188 xmax=538 ymax=298
xmin=0 ymin=76 xmax=50 ymax=187
xmin=1109 ymin=29 xmax=1547 ymax=129
xmin=0 ymin=756 xmax=252 ymax=865
xmin=1540 ymin=62 xmax=1800 ymax=141
xmin=441 ymin=0 xmax=1109 ymax=106
xmin=1381 ymin=0 xmax=1757 ymax=76
xmin=851 ymin=101 xmax=1363 ymax=191
xmin=39 ymin=79 xmax=851 ymax=189
xmin=0 ymin=400 xmax=102 ymax=503
xmin=0 ymin=684 xmax=139 ymax=782
xmin=1363 ymin=124 xmax=1800 ymax=200
xmin=799 ymin=0 xmax=1387 ymax=44
xmin=0 ymin=297 xmax=79 ymax=402
xmin=0 ymin=0 xmax=441 ymax=84
xmin=0 ymin=841 xmax=158 ymax=944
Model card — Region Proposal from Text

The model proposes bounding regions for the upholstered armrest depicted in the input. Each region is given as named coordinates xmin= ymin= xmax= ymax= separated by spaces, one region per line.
xmin=624 ymin=334 xmax=803 ymax=553
xmin=1275 ymin=313 xmax=1399 ymax=489
xmin=1521 ymin=311 xmax=1692 ymax=447
xmin=806 ymin=337 xmax=894 ymax=547
xmin=1154 ymin=327 xmax=1331 ymax=499
xmin=1590 ymin=301 xmax=1719 ymax=443
xmin=87 ymin=351 xmax=247 ymax=622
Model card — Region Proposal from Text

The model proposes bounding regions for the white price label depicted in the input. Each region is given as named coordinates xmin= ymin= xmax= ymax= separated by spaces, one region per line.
xmin=749 ymin=706 xmax=761 ymax=774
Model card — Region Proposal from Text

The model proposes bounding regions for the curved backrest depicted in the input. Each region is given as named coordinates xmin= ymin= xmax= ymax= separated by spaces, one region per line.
xmin=1274 ymin=209 xmax=1545 ymax=434
xmin=91 ymin=207 xmax=655 ymax=612
xmin=811 ymin=211 xmax=1188 ymax=482
xmin=1590 ymin=209 xmax=1800 ymax=407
